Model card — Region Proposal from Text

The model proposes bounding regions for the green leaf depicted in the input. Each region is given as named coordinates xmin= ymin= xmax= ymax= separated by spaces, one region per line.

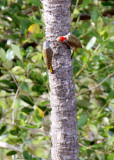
xmin=11 ymin=44 xmax=22 ymax=60
xmin=19 ymin=95 xmax=34 ymax=106
xmin=35 ymin=109 xmax=42 ymax=121
xmin=40 ymin=100 xmax=50 ymax=107
xmin=23 ymin=150 xmax=33 ymax=160
xmin=21 ymin=82 xmax=29 ymax=92
xmin=24 ymin=124 xmax=36 ymax=129
xmin=89 ymin=30 xmax=102 ymax=41
xmin=104 ymin=42 xmax=114 ymax=49
xmin=7 ymin=151 xmax=17 ymax=156
xmin=20 ymin=19 xmax=31 ymax=34
xmin=27 ymin=0 xmax=41 ymax=6
xmin=107 ymin=154 xmax=114 ymax=160
xmin=102 ymin=2 xmax=114 ymax=6
xmin=89 ymin=124 xmax=98 ymax=137
xmin=7 ymin=136 xmax=23 ymax=145
xmin=11 ymin=66 xmax=25 ymax=75
xmin=10 ymin=126 xmax=21 ymax=136
xmin=81 ymin=146 xmax=88 ymax=151
xmin=0 ymin=0 xmax=7 ymax=6
xmin=81 ymin=0 xmax=92 ymax=8
xmin=6 ymin=49 xmax=15 ymax=61
xmin=0 ymin=79 xmax=17 ymax=90
xmin=16 ymin=60 xmax=24 ymax=68
xmin=78 ymin=114 xmax=87 ymax=129
xmin=19 ymin=113 xmax=27 ymax=121
xmin=2 ymin=60 xmax=13 ymax=69
xmin=77 ymin=100 xmax=92 ymax=108
xmin=91 ymin=8 xmax=99 ymax=21
xmin=0 ymin=48 xmax=6 ymax=62
xmin=21 ymin=107 xmax=34 ymax=114
xmin=0 ymin=125 xmax=7 ymax=135
xmin=31 ymin=18 xmax=44 ymax=25
xmin=96 ymin=17 xmax=104 ymax=33
xmin=107 ymin=90 xmax=114 ymax=99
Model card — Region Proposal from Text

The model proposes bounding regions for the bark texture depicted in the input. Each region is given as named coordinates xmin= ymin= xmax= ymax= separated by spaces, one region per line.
xmin=42 ymin=0 xmax=79 ymax=159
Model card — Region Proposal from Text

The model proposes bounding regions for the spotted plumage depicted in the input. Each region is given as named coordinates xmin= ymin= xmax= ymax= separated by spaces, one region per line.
xmin=43 ymin=41 xmax=54 ymax=74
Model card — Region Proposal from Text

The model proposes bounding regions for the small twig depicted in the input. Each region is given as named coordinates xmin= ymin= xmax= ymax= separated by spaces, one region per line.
xmin=87 ymin=64 xmax=113 ymax=77
xmin=14 ymin=106 xmax=28 ymax=112
xmin=0 ymin=94 xmax=15 ymax=99
xmin=75 ymin=44 xmax=101 ymax=78
xmin=4 ymin=122 xmax=49 ymax=134
xmin=76 ymin=72 xmax=114 ymax=96
xmin=75 ymin=63 xmax=87 ymax=78
xmin=93 ymin=44 xmax=100 ymax=54
xmin=79 ymin=28 xmax=93 ymax=38
xmin=0 ymin=87 xmax=14 ymax=92
xmin=76 ymin=64 xmax=113 ymax=83
xmin=0 ymin=141 xmax=23 ymax=153
xmin=76 ymin=0 xmax=79 ymax=7
xmin=40 ymin=72 xmax=50 ymax=91
xmin=8 ymin=70 xmax=18 ymax=87
xmin=12 ymin=82 xmax=23 ymax=124
xmin=0 ymin=141 xmax=47 ymax=159
xmin=97 ymin=102 xmax=108 ymax=117
xmin=11 ymin=69 xmax=35 ymax=123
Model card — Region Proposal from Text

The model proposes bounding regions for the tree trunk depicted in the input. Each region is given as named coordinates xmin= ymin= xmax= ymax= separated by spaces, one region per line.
xmin=42 ymin=0 xmax=79 ymax=159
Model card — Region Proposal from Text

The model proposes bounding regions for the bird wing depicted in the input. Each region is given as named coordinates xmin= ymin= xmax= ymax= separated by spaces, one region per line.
xmin=67 ymin=34 xmax=82 ymax=48
xmin=44 ymin=48 xmax=53 ymax=69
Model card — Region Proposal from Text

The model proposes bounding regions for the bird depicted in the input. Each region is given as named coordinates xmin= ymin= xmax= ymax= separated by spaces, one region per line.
xmin=43 ymin=41 xmax=54 ymax=74
xmin=57 ymin=33 xmax=82 ymax=58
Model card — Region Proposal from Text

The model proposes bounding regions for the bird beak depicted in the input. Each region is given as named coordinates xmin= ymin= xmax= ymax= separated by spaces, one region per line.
xmin=56 ymin=37 xmax=61 ymax=41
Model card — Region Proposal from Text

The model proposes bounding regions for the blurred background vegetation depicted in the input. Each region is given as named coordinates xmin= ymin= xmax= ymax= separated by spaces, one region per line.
xmin=0 ymin=0 xmax=114 ymax=159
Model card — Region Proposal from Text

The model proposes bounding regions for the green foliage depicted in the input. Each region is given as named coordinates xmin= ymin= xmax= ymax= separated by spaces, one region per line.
xmin=91 ymin=8 xmax=99 ymax=22
xmin=0 ymin=48 xmax=6 ymax=62
xmin=11 ymin=44 xmax=23 ymax=60
xmin=78 ymin=114 xmax=87 ymax=129
xmin=71 ymin=1 xmax=114 ymax=159
xmin=23 ymin=150 xmax=33 ymax=160
xmin=0 ymin=125 xmax=7 ymax=135
xmin=7 ymin=151 xmax=17 ymax=156
xmin=0 ymin=0 xmax=113 ymax=159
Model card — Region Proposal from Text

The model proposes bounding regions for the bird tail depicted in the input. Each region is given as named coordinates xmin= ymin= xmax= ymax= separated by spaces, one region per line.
xmin=71 ymin=48 xmax=77 ymax=59
xmin=50 ymin=66 xmax=54 ymax=74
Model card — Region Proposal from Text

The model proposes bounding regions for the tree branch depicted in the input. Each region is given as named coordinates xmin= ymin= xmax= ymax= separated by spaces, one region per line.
xmin=0 ymin=121 xmax=49 ymax=134
xmin=76 ymin=72 xmax=114 ymax=96
xmin=0 ymin=95 xmax=15 ymax=99
xmin=0 ymin=141 xmax=47 ymax=160
xmin=73 ymin=9 xmax=114 ymax=22
xmin=0 ymin=141 xmax=23 ymax=153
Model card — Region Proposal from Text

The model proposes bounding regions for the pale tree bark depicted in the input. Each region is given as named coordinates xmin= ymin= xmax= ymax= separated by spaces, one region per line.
xmin=42 ymin=0 xmax=79 ymax=160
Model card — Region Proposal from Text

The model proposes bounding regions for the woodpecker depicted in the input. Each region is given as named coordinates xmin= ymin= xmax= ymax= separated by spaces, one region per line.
xmin=56 ymin=33 xmax=82 ymax=58
xmin=43 ymin=41 xmax=54 ymax=74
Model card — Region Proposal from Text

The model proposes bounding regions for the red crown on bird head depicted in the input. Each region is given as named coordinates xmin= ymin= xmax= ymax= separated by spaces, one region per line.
xmin=56 ymin=36 xmax=66 ymax=42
